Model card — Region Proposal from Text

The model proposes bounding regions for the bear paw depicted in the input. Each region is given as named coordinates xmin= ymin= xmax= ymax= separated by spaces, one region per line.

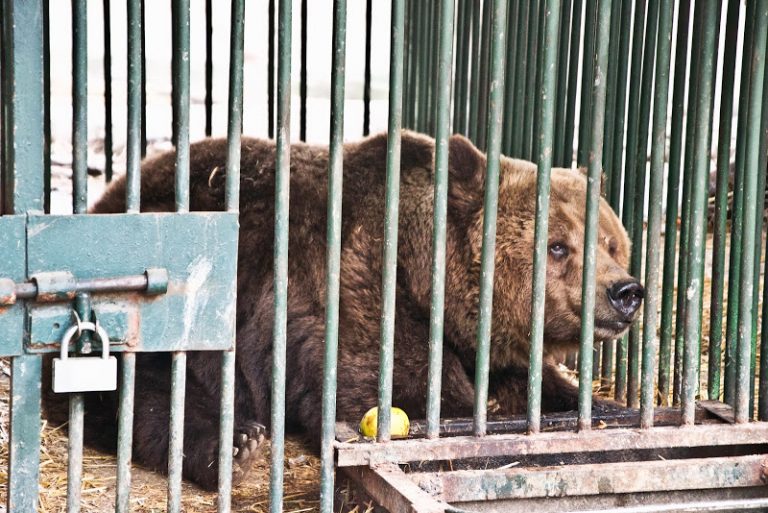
xmin=231 ymin=421 xmax=267 ymax=486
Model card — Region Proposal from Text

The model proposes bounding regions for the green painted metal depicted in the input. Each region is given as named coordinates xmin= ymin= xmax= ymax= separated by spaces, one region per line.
xmin=530 ymin=0 xmax=546 ymax=160
xmin=20 ymin=213 xmax=238 ymax=352
xmin=724 ymin=2 xmax=756 ymax=406
xmin=0 ymin=216 xmax=26 ymax=356
xmin=658 ymin=0 xmax=690 ymax=406
xmin=425 ymin=0 xmax=454 ymax=440
xmin=522 ymin=0 xmax=539 ymax=159
xmin=608 ymin=0 xmax=631 ymax=211
xmin=363 ymin=0 xmax=372 ymax=136
xmin=205 ymin=0 xmax=212 ymax=137
xmin=675 ymin=6 xmax=704 ymax=407
xmin=268 ymin=0 xmax=275 ymax=138
xmin=475 ymin=0 xmax=492 ymax=149
xmin=473 ymin=0 xmax=507 ymax=437
xmin=682 ymin=0 xmax=719 ymax=426
xmin=72 ymin=0 xmax=88 ymax=215
xmin=453 ymin=0 xmax=470 ymax=135
xmin=173 ymin=0 xmax=190 ymax=212
xmin=560 ymin=0 xmax=582 ymax=168
xmin=8 ymin=355 xmax=43 ymax=512
xmin=552 ymin=0 xmax=572 ymax=166
xmin=510 ymin=0 xmax=530 ymax=158
xmin=5 ymin=1 xmax=45 ymax=508
xmin=115 ymin=353 xmax=135 ymax=513
xmin=736 ymin=1 xmax=767 ymax=423
xmin=270 ymin=0 xmax=292 ymax=511
xmin=140 ymin=0 xmax=147 ymax=157
xmin=760 ymin=59 xmax=768 ymax=421
xmin=43 ymin=0 xmax=51 ymax=211
xmin=102 ymin=0 xmax=113 ymax=184
xmin=602 ymin=0 xmax=623 ymax=209
xmin=708 ymin=0 xmax=740 ymax=402
xmin=417 ymin=0 xmax=430 ymax=133
xmin=501 ymin=0 xmax=519 ymax=155
xmin=67 ymin=294 xmax=91 ymax=513
xmin=640 ymin=0 xmax=674 ymax=429
xmin=320 ymin=1 xmax=347 ymax=511
xmin=218 ymin=2 xmax=244 ymax=508
xmin=167 ymin=352 xmax=186 ymax=513
xmin=576 ymin=0 xmax=596 ymax=168
xmin=629 ymin=0 xmax=660 ymax=410
xmin=299 ymin=0 xmax=307 ymax=141
xmin=527 ymin=0 xmax=559 ymax=435
xmin=127 ymin=0 xmax=142 ymax=213
xmin=578 ymin=0 xmax=611 ymax=432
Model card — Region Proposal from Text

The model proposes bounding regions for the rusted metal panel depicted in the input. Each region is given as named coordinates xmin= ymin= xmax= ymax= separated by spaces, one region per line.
xmin=414 ymin=454 xmax=768 ymax=502
xmin=335 ymin=423 xmax=768 ymax=467
xmin=344 ymin=464 xmax=448 ymax=513
xmin=22 ymin=212 xmax=238 ymax=352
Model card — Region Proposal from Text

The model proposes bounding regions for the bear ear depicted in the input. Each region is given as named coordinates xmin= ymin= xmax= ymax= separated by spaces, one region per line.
xmin=575 ymin=166 xmax=607 ymax=196
xmin=448 ymin=134 xmax=486 ymax=215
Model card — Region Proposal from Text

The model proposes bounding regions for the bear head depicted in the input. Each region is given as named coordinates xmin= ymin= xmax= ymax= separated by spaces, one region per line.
xmin=445 ymin=134 xmax=643 ymax=369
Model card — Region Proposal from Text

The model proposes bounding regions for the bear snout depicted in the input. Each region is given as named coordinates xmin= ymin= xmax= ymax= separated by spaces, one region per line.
xmin=606 ymin=280 xmax=644 ymax=320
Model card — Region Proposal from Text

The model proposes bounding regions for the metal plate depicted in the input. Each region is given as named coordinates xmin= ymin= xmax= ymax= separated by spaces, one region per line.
xmin=0 ymin=216 xmax=27 ymax=356
xmin=25 ymin=212 xmax=238 ymax=352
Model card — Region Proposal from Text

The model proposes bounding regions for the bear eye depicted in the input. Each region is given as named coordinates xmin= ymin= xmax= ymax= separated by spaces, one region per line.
xmin=548 ymin=242 xmax=569 ymax=260
xmin=608 ymin=240 xmax=618 ymax=256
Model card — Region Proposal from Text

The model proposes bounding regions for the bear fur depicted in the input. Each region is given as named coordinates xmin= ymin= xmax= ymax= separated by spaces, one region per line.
xmin=44 ymin=131 xmax=642 ymax=490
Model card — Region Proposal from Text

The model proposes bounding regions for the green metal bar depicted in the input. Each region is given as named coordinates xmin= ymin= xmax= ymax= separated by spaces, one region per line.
xmin=167 ymin=352 xmax=186 ymax=513
xmin=708 ymin=0 xmax=740 ymax=402
xmin=657 ymin=0 xmax=690 ymax=406
xmin=640 ymin=0 xmax=674 ymax=429
xmin=552 ymin=0 xmax=572 ymax=165
xmin=425 ymin=0 xmax=454 ymax=440
xmin=115 ymin=353 xmax=135 ymax=513
xmin=126 ymin=0 xmax=142 ymax=213
xmin=426 ymin=0 xmax=438 ymax=135
xmin=173 ymin=0 xmax=190 ymax=212
xmin=205 ymin=0 xmax=212 ymax=136
xmin=453 ymin=0 xmax=469 ymax=135
xmin=268 ymin=0 xmax=275 ymax=138
xmin=43 ymin=0 xmax=50 ymax=210
xmin=510 ymin=0 xmax=530 ymax=157
xmin=299 ymin=0 xmax=307 ymax=141
xmin=600 ymin=340 xmax=614 ymax=390
xmin=363 ymin=0 xmax=372 ymax=136
xmin=620 ymin=0 xmax=648 ymax=237
xmin=736 ymin=1 xmax=767 ymax=423
xmin=476 ymin=0 xmax=492 ymax=149
xmin=404 ymin=0 xmax=417 ymax=130
xmin=474 ymin=0 xmax=507 ymax=436
xmin=531 ymin=0 xmax=546 ymax=160
xmin=320 ymin=1 xmax=347 ymax=511
xmin=72 ymin=0 xmax=87 ymax=214
xmin=602 ymin=0 xmax=623 ymax=208
xmin=522 ymin=0 xmax=539 ymax=159
xmin=674 ymin=5 xmax=703 ymax=407
xmin=218 ymin=1 xmax=244 ymax=509
xmin=629 ymin=0 xmax=660 ymax=409
xmin=759 ymin=56 xmax=768 ymax=420
xmin=560 ymin=0 xmax=582 ymax=167
xmin=140 ymin=0 xmax=147 ymax=156
xmin=609 ymin=0 xmax=632 ymax=212
xmin=417 ymin=0 xmax=430 ymax=132
xmin=527 ymin=0 xmax=560 ymax=434
xmin=5 ymin=1 xmax=44 ymax=507
xmin=576 ymin=0 xmax=597 ymax=168
xmin=270 ymin=0 xmax=291 ymax=510
xmin=682 ymin=0 xmax=719 ymax=426
xmin=501 ymin=0 xmax=519 ymax=155
xmin=218 ymin=350 xmax=236 ymax=513
xmin=724 ymin=2 xmax=755 ymax=406
xmin=102 ymin=0 xmax=113 ymax=183
xmin=578 ymin=0 xmax=611 ymax=431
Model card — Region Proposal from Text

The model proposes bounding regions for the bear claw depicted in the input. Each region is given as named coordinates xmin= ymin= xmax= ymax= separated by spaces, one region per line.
xmin=231 ymin=422 xmax=267 ymax=485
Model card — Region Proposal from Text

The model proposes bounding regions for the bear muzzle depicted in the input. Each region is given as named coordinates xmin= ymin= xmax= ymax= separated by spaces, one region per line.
xmin=606 ymin=280 xmax=644 ymax=321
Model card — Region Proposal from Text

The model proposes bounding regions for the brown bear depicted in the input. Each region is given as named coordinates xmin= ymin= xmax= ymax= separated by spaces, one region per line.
xmin=47 ymin=131 xmax=642 ymax=490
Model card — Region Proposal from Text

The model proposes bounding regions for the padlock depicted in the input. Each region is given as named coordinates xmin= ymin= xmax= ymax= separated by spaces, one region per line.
xmin=52 ymin=320 xmax=117 ymax=393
